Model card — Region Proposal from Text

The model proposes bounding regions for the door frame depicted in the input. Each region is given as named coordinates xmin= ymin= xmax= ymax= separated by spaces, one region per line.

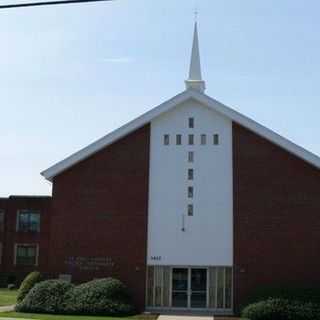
xmin=169 ymin=266 xmax=209 ymax=309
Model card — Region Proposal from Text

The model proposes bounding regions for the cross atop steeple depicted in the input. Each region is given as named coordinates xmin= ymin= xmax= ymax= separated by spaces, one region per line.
xmin=185 ymin=20 xmax=206 ymax=93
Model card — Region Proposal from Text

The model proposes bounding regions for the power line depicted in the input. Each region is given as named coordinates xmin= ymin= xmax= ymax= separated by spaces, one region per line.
xmin=0 ymin=0 xmax=113 ymax=9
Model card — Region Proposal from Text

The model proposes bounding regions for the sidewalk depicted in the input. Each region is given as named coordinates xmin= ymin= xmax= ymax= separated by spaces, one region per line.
xmin=0 ymin=305 xmax=32 ymax=320
xmin=158 ymin=316 xmax=241 ymax=320
xmin=0 ymin=305 xmax=15 ymax=312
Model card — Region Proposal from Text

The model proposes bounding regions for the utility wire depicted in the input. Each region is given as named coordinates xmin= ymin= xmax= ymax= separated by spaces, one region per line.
xmin=0 ymin=0 xmax=113 ymax=9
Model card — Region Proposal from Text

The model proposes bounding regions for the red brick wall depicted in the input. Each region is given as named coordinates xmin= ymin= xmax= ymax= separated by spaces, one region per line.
xmin=49 ymin=124 xmax=150 ymax=310
xmin=0 ymin=196 xmax=51 ymax=282
xmin=0 ymin=198 xmax=8 ymax=272
xmin=233 ymin=122 xmax=320 ymax=311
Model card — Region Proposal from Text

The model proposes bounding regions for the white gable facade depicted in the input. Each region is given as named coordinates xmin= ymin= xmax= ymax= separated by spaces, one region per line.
xmin=147 ymin=98 xmax=233 ymax=267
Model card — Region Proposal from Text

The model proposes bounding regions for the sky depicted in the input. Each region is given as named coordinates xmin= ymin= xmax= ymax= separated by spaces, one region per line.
xmin=1 ymin=0 xmax=320 ymax=196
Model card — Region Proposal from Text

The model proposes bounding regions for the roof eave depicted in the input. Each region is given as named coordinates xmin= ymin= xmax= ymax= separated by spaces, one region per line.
xmin=41 ymin=89 xmax=320 ymax=181
xmin=41 ymin=90 xmax=194 ymax=181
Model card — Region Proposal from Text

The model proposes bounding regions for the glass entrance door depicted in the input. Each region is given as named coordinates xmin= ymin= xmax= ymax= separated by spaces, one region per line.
xmin=172 ymin=268 xmax=188 ymax=307
xmin=190 ymin=268 xmax=207 ymax=308
xmin=171 ymin=268 xmax=207 ymax=309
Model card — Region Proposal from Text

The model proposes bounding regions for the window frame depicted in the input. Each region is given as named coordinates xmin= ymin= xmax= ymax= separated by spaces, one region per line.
xmin=176 ymin=134 xmax=182 ymax=145
xmin=188 ymin=151 xmax=194 ymax=163
xmin=16 ymin=210 xmax=41 ymax=233
xmin=188 ymin=186 xmax=194 ymax=198
xmin=201 ymin=134 xmax=207 ymax=145
xmin=188 ymin=134 xmax=194 ymax=145
xmin=14 ymin=243 xmax=39 ymax=266
xmin=188 ymin=117 xmax=194 ymax=128
xmin=164 ymin=134 xmax=170 ymax=146
xmin=213 ymin=134 xmax=219 ymax=145
xmin=0 ymin=210 xmax=4 ymax=232
xmin=188 ymin=168 xmax=194 ymax=180
xmin=188 ymin=204 xmax=194 ymax=216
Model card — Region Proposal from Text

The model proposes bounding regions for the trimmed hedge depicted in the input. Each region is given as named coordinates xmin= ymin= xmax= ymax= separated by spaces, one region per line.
xmin=16 ymin=277 xmax=134 ymax=316
xmin=17 ymin=271 xmax=42 ymax=303
xmin=241 ymin=298 xmax=320 ymax=320
xmin=244 ymin=286 xmax=320 ymax=306
xmin=16 ymin=279 xmax=74 ymax=314
xmin=63 ymin=278 xmax=134 ymax=316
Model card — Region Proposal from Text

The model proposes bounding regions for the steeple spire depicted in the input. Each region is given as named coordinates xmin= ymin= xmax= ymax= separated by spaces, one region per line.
xmin=185 ymin=21 xmax=206 ymax=92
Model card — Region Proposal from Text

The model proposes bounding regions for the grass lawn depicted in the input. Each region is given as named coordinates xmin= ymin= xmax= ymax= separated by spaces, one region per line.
xmin=0 ymin=289 xmax=18 ymax=306
xmin=0 ymin=312 xmax=158 ymax=320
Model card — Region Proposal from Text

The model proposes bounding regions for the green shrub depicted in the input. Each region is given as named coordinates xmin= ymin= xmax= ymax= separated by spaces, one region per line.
xmin=16 ymin=279 xmax=74 ymax=314
xmin=17 ymin=271 xmax=42 ymax=303
xmin=244 ymin=286 xmax=320 ymax=306
xmin=241 ymin=298 xmax=320 ymax=320
xmin=15 ymin=277 xmax=134 ymax=316
xmin=63 ymin=278 xmax=134 ymax=316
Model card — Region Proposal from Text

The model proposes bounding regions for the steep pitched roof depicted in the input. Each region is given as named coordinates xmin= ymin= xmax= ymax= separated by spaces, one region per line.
xmin=41 ymin=89 xmax=320 ymax=181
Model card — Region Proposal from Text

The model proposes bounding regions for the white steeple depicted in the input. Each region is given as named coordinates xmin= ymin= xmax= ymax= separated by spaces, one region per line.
xmin=185 ymin=21 xmax=206 ymax=92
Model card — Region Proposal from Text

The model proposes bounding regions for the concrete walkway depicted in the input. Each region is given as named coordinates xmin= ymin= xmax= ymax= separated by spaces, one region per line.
xmin=158 ymin=316 xmax=240 ymax=320
xmin=0 ymin=318 xmax=32 ymax=320
xmin=158 ymin=315 xmax=214 ymax=320
xmin=0 ymin=306 xmax=15 ymax=313
xmin=0 ymin=305 xmax=32 ymax=320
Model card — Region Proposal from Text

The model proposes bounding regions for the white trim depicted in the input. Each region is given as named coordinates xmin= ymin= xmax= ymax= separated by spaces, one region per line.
xmin=41 ymin=89 xmax=320 ymax=181
xmin=145 ymin=266 xmax=149 ymax=307
xmin=169 ymin=267 xmax=173 ymax=307
xmin=192 ymin=91 xmax=320 ymax=169
xmin=214 ymin=268 xmax=218 ymax=309
xmin=223 ymin=268 xmax=226 ymax=309
xmin=14 ymin=243 xmax=39 ymax=266
xmin=42 ymin=91 xmax=192 ymax=181
xmin=206 ymin=268 xmax=209 ymax=308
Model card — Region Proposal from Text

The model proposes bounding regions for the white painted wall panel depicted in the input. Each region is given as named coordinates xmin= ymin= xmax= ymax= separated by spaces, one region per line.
xmin=147 ymin=98 xmax=233 ymax=266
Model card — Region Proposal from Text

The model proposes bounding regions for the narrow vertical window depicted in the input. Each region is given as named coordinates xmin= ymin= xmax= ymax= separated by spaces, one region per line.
xmin=213 ymin=134 xmax=219 ymax=145
xmin=201 ymin=134 xmax=206 ymax=145
xmin=176 ymin=134 xmax=182 ymax=145
xmin=188 ymin=186 xmax=193 ymax=198
xmin=188 ymin=151 xmax=194 ymax=163
xmin=188 ymin=204 xmax=193 ymax=216
xmin=0 ymin=211 xmax=4 ymax=232
xmin=164 ymin=134 xmax=170 ymax=145
xmin=225 ymin=267 xmax=232 ymax=309
xmin=188 ymin=117 xmax=194 ymax=128
xmin=188 ymin=169 xmax=194 ymax=180
xmin=188 ymin=134 xmax=194 ymax=145
xmin=217 ymin=267 xmax=225 ymax=308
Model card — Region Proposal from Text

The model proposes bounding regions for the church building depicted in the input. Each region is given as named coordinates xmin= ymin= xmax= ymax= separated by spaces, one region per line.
xmin=0 ymin=22 xmax=320 ymax=314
